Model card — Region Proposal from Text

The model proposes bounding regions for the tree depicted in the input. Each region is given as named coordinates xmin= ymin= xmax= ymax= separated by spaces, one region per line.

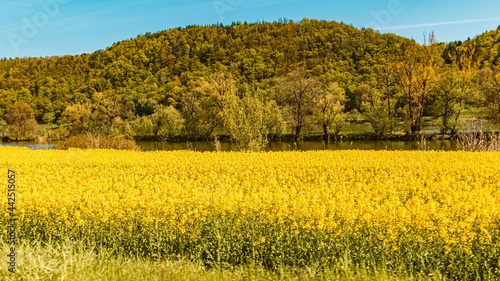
xmin=125 ymin=116 xmax=154 ymax=139
xmin=151 ymin=105 xmax=184 ymax=141
xmin=5 ymin=102 xmax=38 ymax=141
xmin=357 ymin=84 xmax=394 ymax=136
xmin=197 ymin=72 xmax=239 ymax=136
xmin=42 ymin=112 xmax=56 ymax=126
xmin=376 ymin=57 xmax=397 ymax=131
xmin=273 ymin=69 xmax=321 ymax=139
xmin=136 ymin=98 xmax=158 ymax=117
xmin=395 ymin=36 xmax=439 ymax=133
xmin=477 ymin=66 xmax=500 ymax=125
xmin=90 ymin=91 xmax=132 ymax=134
xmin=314 ymin=82 xmax=346 ymax=142
xmin=431 ymin=45 xmax=477 ymax=135
xmin=224 ymin=94 xmax=285 ymax=151
xmin=0 ymin=119 xmax=6 ymax=137
xmin=60 ymin=103 xmax=92 ymax=134
xmin=180 ymin=91 xmax=211 ymax=139
xmin=431 ymin=68 xmax=465 ymax=135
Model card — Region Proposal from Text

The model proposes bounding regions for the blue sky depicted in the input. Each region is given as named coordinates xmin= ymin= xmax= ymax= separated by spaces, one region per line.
xmin=1 ymin=0 xmax=500 ymax=58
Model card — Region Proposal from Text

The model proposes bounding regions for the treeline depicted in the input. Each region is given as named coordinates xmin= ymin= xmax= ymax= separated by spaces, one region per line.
xmin=0 ymin=19 xmax=500 ymax=149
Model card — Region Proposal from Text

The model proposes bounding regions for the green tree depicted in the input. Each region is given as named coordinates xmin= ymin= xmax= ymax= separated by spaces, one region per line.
xmin=357 ymin=84 xmax=394 ymax=136
xmin=180 ymin=91 xmax=211 ymax=139
xmin=477 ymin=66 xmax=500 ymax=125
xmin=431 ymin=68 xmax=465 ymax=135
xmin=224 ymin=94 xmax=285 ymax=151
xmin=42 ymin=112 xmax=56 ymax=126
xmin=151 ymin=105 xmax=184 ymax=141
xmin=125 ymin=116 xmax=153 ymax=139
xmin=136 ymin=98 xmax=158 ymax=117
xmin=197 ymin=73 xmax=239 ymax=136
xmin=314 ymin=82 xmax=347 ymax=142
xmin=431 ymin=45 xmax=477 ymax=135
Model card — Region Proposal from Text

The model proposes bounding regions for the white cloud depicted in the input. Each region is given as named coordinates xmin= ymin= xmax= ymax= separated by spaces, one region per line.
xmin=379 ymin=17 xmax=500 ymax=31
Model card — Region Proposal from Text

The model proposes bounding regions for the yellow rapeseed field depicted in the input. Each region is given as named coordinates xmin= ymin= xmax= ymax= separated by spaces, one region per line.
xmin=1 ymin=146 xmax=500 ymax=277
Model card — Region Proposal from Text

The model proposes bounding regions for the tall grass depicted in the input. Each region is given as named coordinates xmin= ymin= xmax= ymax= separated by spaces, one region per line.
xmin=0 ymin=239 xmax=442 ymax=281
xmin=9 ymin=211 xmax=500 ymax=280
xmin=457 ymin=121 xmax=500 ymax=151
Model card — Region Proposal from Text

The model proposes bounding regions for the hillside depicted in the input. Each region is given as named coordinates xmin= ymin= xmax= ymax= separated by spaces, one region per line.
xmin=0 ymin=19 xmax=416 ymax=119
xmin=0 ymin=19 xmax=499 ymax=142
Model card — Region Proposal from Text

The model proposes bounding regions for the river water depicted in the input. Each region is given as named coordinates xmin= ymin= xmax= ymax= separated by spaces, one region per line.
xmin=2 ymin=119 xmax=495 ymax=151
xmin=136 ymin=139 xmax=459 ymax=152
xmin=1 ymin=139 xmax=459 ymax=151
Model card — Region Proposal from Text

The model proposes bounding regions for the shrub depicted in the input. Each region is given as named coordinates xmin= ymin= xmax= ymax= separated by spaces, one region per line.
xmin=456 ymin=121 xmax=500 ymax=151
xmin=39 ymin=127 xmax=71 ymax=143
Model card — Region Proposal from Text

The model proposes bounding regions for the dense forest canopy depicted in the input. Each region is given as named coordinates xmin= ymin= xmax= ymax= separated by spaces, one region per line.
xmin=1 ymin=19 xmax=499 ymax=145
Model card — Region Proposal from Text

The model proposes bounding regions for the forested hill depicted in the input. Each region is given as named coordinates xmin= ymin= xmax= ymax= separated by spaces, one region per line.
xmin=0 ymin=19 xmax=413 ymax=119
xmin=0 ymin=19 xmax=499 ymax=123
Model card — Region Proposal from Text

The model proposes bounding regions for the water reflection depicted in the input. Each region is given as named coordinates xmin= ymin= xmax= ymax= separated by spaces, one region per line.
xmin=0 ymin=140 xmax=459 ymax=152
xmin=1 ymin=144 xmax=54 ymax=150
xmin=136 ymin=140 xmax=459 ymax=152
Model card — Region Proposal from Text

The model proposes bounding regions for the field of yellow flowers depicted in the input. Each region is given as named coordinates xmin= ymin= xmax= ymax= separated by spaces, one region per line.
xmin=1 ymin=147 xmax=500 ymax=278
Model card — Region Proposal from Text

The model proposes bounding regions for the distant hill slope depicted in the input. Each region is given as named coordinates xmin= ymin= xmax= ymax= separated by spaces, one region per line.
xmin=0 ymin=19 xmax=498 ymax=121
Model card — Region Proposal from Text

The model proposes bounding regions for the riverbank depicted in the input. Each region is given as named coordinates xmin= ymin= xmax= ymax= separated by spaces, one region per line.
xmin=128 ymin=131 xmax=458 ymax=143
xmin=2 ymin=129 xmax=498 ymax=152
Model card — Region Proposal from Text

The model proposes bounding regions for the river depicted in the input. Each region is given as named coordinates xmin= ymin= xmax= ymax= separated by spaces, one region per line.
xmin=0 ymin=139 xmax=460 ymax=151
xmin=135 ymin=139 xmax=459 ymax=151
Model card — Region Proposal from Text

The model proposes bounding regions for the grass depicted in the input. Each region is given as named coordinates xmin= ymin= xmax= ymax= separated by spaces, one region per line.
xmin=1 ymin=239 xmax=441 ymax=281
